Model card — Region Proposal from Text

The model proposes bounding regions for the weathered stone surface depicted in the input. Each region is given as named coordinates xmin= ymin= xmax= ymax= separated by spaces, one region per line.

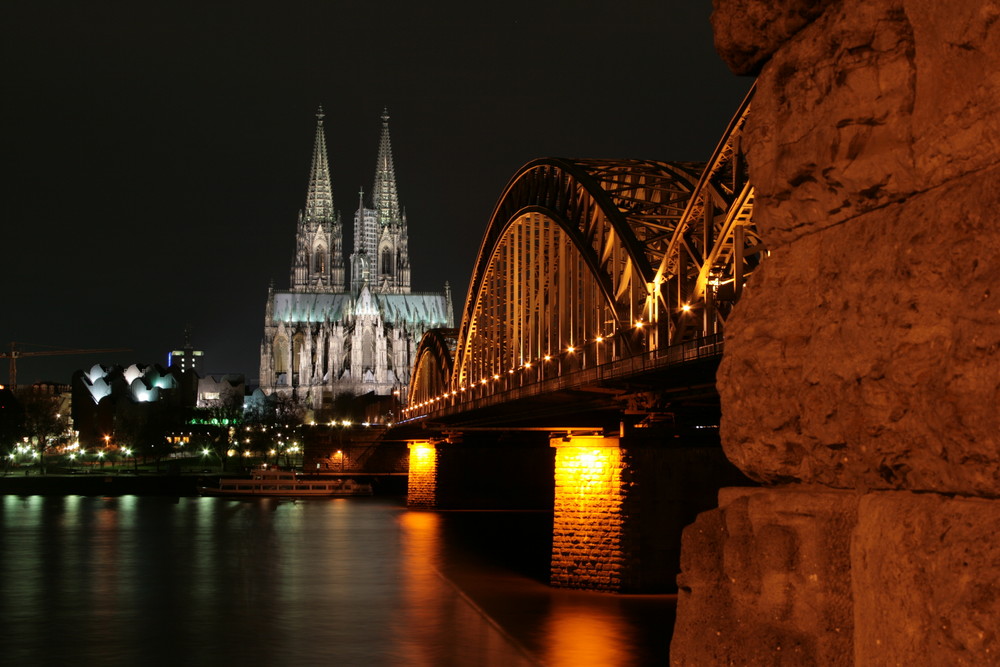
xmin=671 ymin=487 xmax=857 ymax=666
xmin=710 ymin=0 xmax=836 ymax=75
xmin=719 ymin=163 xmax=1000 ymax=495
xmin=743 ymin=0 xmax=1000 ymax=247
xmin=674 ymin=0 xmax=1000 ymax=662
xmin=853 ymin=492 xmax=1000 ymax=665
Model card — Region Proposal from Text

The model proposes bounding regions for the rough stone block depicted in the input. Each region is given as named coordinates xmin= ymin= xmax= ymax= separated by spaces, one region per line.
xmin=710 ymin=0 xmax=836 ymax=74
xmin=719 ymin=164 xmax=1000 ymax=494
xmin=671 ymin=486 xmax=857 ymax=666
xmin=852 ymin=492 xmax=1000 ymax=666
xmin=744 ymin=0 xmax=1000 ymax=247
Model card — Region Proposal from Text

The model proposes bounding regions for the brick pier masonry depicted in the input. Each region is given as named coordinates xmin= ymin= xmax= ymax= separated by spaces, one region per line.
xmin=407 ymin=431 xmax=749 ymax=593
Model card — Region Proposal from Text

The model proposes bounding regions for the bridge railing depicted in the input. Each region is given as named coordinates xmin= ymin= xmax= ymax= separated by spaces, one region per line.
xmin=403 ymin=334 xmax=724 ymax=422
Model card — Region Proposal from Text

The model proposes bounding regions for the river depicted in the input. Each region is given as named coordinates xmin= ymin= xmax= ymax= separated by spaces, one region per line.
xmin=0 ymin=494 xmax=674 ymax=665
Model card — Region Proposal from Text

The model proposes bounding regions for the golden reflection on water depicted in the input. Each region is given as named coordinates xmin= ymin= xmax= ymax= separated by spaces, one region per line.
xmin=543 ymin=597 xmax=632 ymax=667
xmin=396 ymin=510 xmax=538 ymax=666
xmin=0 ymin=496 xmax=670 ymax=665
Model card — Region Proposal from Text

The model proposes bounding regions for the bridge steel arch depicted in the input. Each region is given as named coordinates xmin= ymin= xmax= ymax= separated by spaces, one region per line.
xmin=408 ymin=328 xmax=457 ymax=409
xmin=405 ymin=87 xmax=759 ymax=415
xmin=452 ymin=157 xmax=706 ymax=390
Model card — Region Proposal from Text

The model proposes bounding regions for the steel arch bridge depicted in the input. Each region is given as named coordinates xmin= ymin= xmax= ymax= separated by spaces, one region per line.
xmin=405 ymin=87 xmax=760 ymax=419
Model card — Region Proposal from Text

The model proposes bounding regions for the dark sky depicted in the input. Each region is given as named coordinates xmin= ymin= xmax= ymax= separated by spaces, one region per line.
xmin=3 ymin=1 xmax=751 ymax=386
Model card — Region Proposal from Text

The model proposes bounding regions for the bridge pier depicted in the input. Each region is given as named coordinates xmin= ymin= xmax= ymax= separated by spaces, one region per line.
xmin=404 ymin=429 xmax=746 ymax=592
xmin=550 ymin=435 xmax=626 ymax=591
xmin=406 ymin=433 xmax=555 ymax=510
xmin=550 ymin=431 xmax=748 ymax=593
xmin=406 ymin=441 xmax=439 ymax=508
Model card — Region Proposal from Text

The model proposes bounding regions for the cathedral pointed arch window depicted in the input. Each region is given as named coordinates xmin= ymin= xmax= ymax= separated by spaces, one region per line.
xmin=362 ymin=328 xmax=375 ymax=371
xmin=292 ymin=332 xmax=305 ymax=375
xmin=314 ymin=246 xmax=326 ymax=275
xmin=274 ymin=336 xmax=289 ymax=374
xmin=381 ymin=247 xmax=393 ymax=276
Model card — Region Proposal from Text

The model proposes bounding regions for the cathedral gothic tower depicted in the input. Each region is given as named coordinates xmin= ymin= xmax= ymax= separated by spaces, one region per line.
xmin=291 ymin=106 xmax=344 ymax=292
xmin=351 ymin=109 xmax=411 ymax=294
xmin=260 ymin=108 xmax=453 ymax=416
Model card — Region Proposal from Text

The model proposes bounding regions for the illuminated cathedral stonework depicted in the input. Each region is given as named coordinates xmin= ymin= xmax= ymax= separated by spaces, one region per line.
xmin=259 ymin=108 xmax=452 ymax=410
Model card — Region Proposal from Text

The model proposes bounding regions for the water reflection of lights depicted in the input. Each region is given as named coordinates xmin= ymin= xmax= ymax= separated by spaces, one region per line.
xmin=396 ymin=511 xmax=537 ymax=666
xmin=543 ymin=600 xmax=632 ymax=667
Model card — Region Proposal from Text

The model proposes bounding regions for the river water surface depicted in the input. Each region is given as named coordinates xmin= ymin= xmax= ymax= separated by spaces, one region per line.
xmin=0 ymin=495 xmax=674 ymax=666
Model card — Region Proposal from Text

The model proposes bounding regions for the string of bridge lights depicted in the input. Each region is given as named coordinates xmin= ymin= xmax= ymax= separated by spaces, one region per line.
xmin=401 ymin=307 xmax=694 ymax=416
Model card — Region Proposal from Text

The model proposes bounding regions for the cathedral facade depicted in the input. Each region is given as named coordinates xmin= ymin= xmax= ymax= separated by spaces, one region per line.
xmin=259 ymin=108 xmax=453 ymax=411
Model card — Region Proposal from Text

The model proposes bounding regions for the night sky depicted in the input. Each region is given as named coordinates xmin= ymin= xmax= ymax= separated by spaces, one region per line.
xmin=3 ymin=1 xmax=750 ymax=386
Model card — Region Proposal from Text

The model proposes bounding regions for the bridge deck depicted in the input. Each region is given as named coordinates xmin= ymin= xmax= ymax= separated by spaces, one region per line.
xmin=397 ymin=335 xmax=724 ymax=431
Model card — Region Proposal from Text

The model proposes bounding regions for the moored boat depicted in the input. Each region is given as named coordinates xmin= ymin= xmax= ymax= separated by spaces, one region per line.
xmin=200 ymin=466 xmax=373 ymax=497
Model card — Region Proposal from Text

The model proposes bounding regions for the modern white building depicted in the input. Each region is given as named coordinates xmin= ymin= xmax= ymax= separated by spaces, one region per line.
xmin=259 ymin=108 xmax=452 ymax=411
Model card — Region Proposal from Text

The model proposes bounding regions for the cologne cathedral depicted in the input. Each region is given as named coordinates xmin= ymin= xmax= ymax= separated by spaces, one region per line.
xmin=259 ymin=108 xmax=453 ymax=411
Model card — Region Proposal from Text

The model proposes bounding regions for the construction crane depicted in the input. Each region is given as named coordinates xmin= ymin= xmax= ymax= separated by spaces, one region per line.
xmin=0 ymin=342 xmax=131 ymax=389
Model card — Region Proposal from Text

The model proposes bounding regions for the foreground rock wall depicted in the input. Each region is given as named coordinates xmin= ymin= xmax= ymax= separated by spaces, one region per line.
xmin=672 ymin=0 xmax=1000 ymax=663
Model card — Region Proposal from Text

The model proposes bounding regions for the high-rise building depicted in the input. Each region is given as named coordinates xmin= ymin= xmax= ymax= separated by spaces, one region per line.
xmin=168 ymin=329 xmax=204 ymax=375
xmin=259 ymin=108 xmax=453 ymax=411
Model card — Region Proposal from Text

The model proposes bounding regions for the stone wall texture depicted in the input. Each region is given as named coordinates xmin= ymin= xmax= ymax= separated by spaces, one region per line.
xmin=853 ymin=492 xmax=1000 ymax=664
xmin=406 ymin=443 xmax=438 ymax=508
xmin=672 ymin=487 xmax=858 ymax=665
xmin=722 ymin=165 xmax=1000 ymax=494
xmin=717 ymin=0 xmax=1000 ymax=493
xmin=673 ymin=0 xmax=1000 ymax=663
xmin=672 ymin=488 xmax=1000 ymax=664
xmin=550 ymin=440 xmax=625 ymax=591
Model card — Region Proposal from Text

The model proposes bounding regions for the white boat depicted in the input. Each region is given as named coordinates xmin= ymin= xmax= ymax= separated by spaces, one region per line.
xmin=200 ymin=467 xmax=373 ymax=497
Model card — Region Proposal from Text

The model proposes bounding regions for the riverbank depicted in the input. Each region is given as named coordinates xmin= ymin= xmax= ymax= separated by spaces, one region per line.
xmin=0 ymin=472 xmax=408 ymax=496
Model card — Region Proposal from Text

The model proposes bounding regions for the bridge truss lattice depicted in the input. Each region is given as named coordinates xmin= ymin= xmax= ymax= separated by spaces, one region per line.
xmin=407 ymin=87 xmax=760 ymax=415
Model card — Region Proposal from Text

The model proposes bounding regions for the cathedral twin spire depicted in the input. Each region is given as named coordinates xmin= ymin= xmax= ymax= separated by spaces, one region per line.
xmin=290 ymin=106 xmax=409 ymax=295
xmin=304 ymin=106 xmax=335 ymax=221
xmin=350 ymin=107 xmax=410 ymax=294
xmin=372 ymin=108 xmax=401 ymax=230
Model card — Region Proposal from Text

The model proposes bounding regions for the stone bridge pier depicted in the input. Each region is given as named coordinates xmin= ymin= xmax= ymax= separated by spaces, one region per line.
xmin=407 ymin=428 xmax=748 ymax=593
xmin=671 ymin=1 xmax=1000 ymax=664
xmin=406 ymin=431 xmax=555 ymax=510
xmin=549 ymin=432 xmax=747 ymax=592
